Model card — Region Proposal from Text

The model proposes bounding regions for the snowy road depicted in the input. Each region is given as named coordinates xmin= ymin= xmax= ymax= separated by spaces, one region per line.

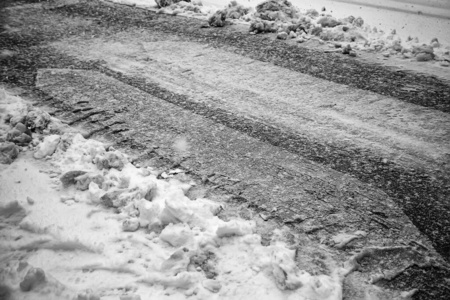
xmin=1 ymin=0 xmax=450 ymax=299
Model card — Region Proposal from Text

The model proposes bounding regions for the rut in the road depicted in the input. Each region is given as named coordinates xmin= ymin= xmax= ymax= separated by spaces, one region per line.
xmin=36 ymin=66 xmax=450 ymax=298
xmin=54 ymin=0 xmax=450 ymax=113
xmin=89 ymin=64 xmax=450 ymax=263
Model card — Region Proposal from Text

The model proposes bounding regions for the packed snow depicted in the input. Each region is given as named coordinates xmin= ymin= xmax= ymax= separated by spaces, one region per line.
xmin=0 ymin=88 xmax=362 ymax=299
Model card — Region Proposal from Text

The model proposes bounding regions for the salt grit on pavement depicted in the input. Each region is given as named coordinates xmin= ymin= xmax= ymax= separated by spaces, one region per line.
xmin=0 ymin=88 xmax=369 ymax=299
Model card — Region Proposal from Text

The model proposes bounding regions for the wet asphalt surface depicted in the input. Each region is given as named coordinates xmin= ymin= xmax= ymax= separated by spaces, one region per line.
xmin=1 ymin=0 xmax=450 ymax=298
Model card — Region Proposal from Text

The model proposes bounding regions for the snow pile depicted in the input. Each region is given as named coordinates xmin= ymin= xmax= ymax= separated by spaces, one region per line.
xmin=34 ymin=135 xmax=61 ymax=159
xmin=246 ymin=0 xmax=449 ymax=61
xmin=0 ymin=260 xmax=73 ymax=300
xmin=52 ymin=133 xmax=344 ymax=299
xmin=208 ymin=9 xmax=227 ymax=27
xmin=224 ymin=0 xmax=252 ymax=20
xmin=156 ymin=0 xmax=213 ymax=17
xmin=155 ymin=0 xmax=188 ymax=8
xmin=205 ymin=0 xmax=450 ymax=63
xmin=0 ymin=87 xmax=348 ymax=299
xmin=0 ymin=142 xmax=19 ymax=164
xmin=208 ymin=1 xmax=253 ymax=27
xmin=103 ymin=0 xmax=450 ymax=63
xmin=255 ymin=0 xmax=299 ymax=21
xmin=0 ymin=90 xmax=71 ymax=164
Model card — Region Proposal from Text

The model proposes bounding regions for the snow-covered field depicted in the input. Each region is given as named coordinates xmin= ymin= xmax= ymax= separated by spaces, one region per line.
xmin=1 ymin=88 xmax=359 ymax=299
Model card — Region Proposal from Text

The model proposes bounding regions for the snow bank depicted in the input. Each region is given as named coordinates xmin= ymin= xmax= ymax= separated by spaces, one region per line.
xmin=0 ymin=87 xmax=349 ymax=299
xmin=245 ymin=0 xmax=449 ymax=62
xmin=203 ymin=0 xmax=450 ymax=46
xmin=104 ymin=0 xmax=450 ymax=64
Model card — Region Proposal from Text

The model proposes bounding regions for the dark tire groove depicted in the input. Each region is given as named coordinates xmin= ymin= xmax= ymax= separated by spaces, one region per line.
xmin=92 ymin=64 xmax=450 ymax=262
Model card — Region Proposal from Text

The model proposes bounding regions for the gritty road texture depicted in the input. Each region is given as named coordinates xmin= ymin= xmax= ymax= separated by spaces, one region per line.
xmin=1 ymin=0 xmax=450 ymax=298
